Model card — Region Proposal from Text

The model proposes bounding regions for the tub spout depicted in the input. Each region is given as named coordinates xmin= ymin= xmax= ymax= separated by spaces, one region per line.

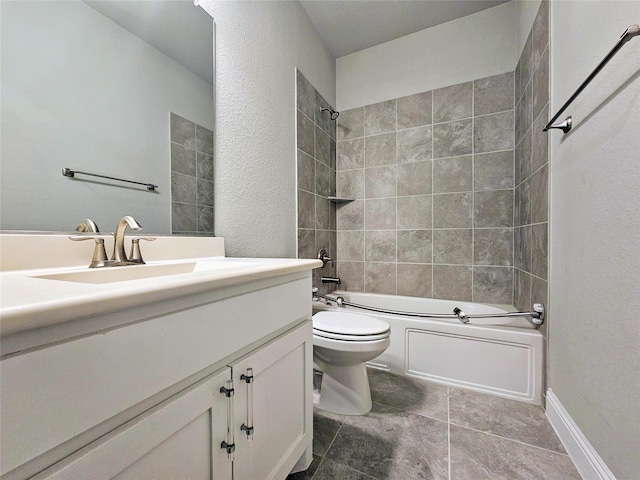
xmin=321 ymin=276 xmax=341 ymax=285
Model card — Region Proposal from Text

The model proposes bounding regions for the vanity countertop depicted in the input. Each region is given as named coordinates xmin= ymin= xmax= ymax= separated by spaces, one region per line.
xmin=0 ymin=256 xmax=322 ymax=337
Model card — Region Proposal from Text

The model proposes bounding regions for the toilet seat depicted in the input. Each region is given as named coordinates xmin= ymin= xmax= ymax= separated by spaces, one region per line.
xmin=313 ymin=328 xmax=390 ymax=342
xmin=312 ymin=311 xmax=390 ymax=338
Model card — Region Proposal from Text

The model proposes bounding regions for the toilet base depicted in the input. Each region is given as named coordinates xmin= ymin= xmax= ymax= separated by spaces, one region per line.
xmin=314 ymin=362 xmax=372 ymax=415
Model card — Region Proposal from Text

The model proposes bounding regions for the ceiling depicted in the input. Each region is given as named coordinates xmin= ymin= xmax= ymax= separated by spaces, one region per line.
xmin=300 ymin=0 xmax=510 ymax=58
xmin=84 ymin=0 xmax=213 ymax=85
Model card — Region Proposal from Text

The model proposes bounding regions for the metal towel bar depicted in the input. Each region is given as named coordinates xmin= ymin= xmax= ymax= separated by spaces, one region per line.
xmin=544 ymin=24 xmax=639 ymax=134
xmin=62 ymin=167 xmax=158 ymax=191
xmin=314 ymin=292 xmax=545 ymax=326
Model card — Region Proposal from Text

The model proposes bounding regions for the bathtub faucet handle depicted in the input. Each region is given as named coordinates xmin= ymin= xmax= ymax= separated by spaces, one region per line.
xmin=317 ymin=248 xmax=334 ymax=268
xmin=531 ymin=303 xmax=545 ymax=325
xmin=453 ymin=307 xmax=469 ymax=324
xmin=312 ymin=287 xmax=319 ymax=302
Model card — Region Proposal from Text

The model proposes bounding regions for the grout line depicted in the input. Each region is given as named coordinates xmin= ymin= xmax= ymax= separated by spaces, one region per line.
xmin=512 ymin=74 xmax=517 ymax=305
xmin=358 ymin=188 xmax=515 ymax=201
xmin=337 ymin=108 xmax=515 ymax=144
xmin=338 ymin=148 xmax=515 ymax=171
xmin=322 ymin=420 xmax=345 ymax=461
xmin=471 ymin=78 xmax=475 ymax=301
xmin=395 ymin=102 xmax=399 ymax=295
xmin=308 ymin=455 xmax=325 ymax=480
xmin=369 ymin=398 xmax=450 ymax=425
xmin=431 ymin=94 xmax=435 ymax=297
xmin=331 ymin=261 xmax=516 ymax=271
xmin=448 ymin=422 xmax=571 ymax=457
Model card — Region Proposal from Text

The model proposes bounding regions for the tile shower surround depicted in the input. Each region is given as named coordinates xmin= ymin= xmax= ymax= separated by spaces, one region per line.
xmin=296 ymin=1 xmax=549 ymax=309
xmin=335 ymin=72 xmax=516 ymax=303
xmin=514 ymin=0 xmax=549 ymax=316
xmin=514 ymin=0 xmax=550 ymax=398
xmin=170 ymin=113 xmax=215 ymax=235
xmin=296 ymin=70 xmax=338 ymax=294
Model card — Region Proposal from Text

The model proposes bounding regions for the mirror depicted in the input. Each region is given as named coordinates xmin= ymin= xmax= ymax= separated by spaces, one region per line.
xmin=0 ymin=0 xmax=214 ymax=234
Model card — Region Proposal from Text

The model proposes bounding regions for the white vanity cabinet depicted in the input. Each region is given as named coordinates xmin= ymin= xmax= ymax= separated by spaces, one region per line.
xmin=33 ymin=368 xmax=234 ymax=480
xmin=1 ymin=269 xmax=315 ymax=480
xmin=231 ymin=323 xmax=312 ymax=480
xmin=32 ymin=323 xmax=312 ymax=480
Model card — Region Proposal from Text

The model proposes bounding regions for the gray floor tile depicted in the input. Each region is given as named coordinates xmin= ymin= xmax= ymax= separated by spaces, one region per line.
xmin=299 ymin=369 xmax=578 ymax=480
xmin=368 ymin=369 xmax=449 ymax=421
xmin=286 ymin=454 xmax=322 ymax=480
xmin=326 ymin=402 xmax=448 ymax=479
xmin=449 ymin=388 xmax=566 ymax=453
xmin=313 ymin=409 xmax=345 ymax=456
xmin=450 ymin=425 xmax=581 ymax=480
xmin=313 ymin=458 xmax=377 ymax=480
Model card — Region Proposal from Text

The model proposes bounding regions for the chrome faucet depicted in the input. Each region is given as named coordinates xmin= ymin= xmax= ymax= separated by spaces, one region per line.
xmin=70 ymin=216 xmax=152 ymax=268
xmin=112 ymin=216 xmax=143 ymax=264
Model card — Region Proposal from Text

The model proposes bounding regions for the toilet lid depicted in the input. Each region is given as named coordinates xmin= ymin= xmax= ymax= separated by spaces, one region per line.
xmin=312 ymin=311 xmax=390 ymax=336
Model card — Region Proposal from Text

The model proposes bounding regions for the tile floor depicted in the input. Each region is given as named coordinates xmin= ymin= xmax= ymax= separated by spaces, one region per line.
xmin=288 ymin=369 xmax=581 ymax=480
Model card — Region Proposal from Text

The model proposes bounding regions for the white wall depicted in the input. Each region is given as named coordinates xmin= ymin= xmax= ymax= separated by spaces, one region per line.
xmin=199 ymin=0 xmax=335 ymax=257
xmin=336 ymin=2 xmax=517 ymax=110
xmin=0 ymin=1 xmax=213 ymax=234
xmin=548 ymin=1 xmax=640 ymax=478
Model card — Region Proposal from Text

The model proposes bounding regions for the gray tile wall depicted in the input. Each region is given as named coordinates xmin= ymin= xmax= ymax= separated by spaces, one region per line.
xmin=514 ymin=0 xmax=549 ymax=313
xmin=170 ymin=113 xmax=214 ymax=235
xmin=515 ymin=0 xmax=549 ymax=398
xmin=335 ymin=72 xmax=516 ymax=303
xmin=296 ymin=70 xmax=338 ymax=293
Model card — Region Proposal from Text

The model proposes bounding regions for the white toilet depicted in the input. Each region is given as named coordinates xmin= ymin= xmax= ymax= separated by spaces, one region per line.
xmin=312 ymin=310 xmax=390 ymax=415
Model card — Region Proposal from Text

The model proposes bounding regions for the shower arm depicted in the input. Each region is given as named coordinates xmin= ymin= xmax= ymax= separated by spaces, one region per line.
xmin=320 ymin=106 xmax=339 ymax=120
xmin=314 ymin=292 xmax=545 ymax=326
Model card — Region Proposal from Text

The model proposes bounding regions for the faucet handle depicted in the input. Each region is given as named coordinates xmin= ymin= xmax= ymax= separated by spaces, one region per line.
xmin=75 ymin=219 xmax=99 ymax=233
xmin=129 ymin=237 xmax=156 ymax=264
xmin=317 ymin=248 xmax=334 ymax=268
xmin=69 ymin=235 xmax=110 ymax=268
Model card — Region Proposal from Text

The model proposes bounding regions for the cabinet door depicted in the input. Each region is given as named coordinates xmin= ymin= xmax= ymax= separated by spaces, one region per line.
xmin=33 ymin=368 xmax=233 ymax=480
xmin=232 ymin=322 xmax=313 ymax=480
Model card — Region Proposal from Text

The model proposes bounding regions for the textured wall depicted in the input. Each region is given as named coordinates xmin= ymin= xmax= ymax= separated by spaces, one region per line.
xmin=334 ymin=73 xmax=516 ymax=302
xmin=548 ymin=1 xmax=640 ymax=477
xmin=336 ymin=2 xmax=517 ymax=110
xmin=200 ymin=0 xmax=335 ymax=257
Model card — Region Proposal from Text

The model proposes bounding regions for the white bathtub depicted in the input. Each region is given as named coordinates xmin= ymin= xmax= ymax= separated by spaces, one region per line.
xmin=313 ymin=291 xmax=543 ymax=405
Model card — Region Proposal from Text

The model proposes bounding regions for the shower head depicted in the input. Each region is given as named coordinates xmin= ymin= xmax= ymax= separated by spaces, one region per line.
xmin=320 ymin=106 xmax=340 ymax=120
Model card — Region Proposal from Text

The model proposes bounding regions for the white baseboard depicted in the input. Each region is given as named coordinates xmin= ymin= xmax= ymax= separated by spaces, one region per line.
xmin=546 ymin=389 xmax=616 ymax=480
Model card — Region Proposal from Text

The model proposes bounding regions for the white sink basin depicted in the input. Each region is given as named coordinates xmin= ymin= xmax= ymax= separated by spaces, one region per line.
xmin=31 ymin=259 xmax=260 ymax=285
xmin=33 ymin=263 xmax=200 ymax=284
